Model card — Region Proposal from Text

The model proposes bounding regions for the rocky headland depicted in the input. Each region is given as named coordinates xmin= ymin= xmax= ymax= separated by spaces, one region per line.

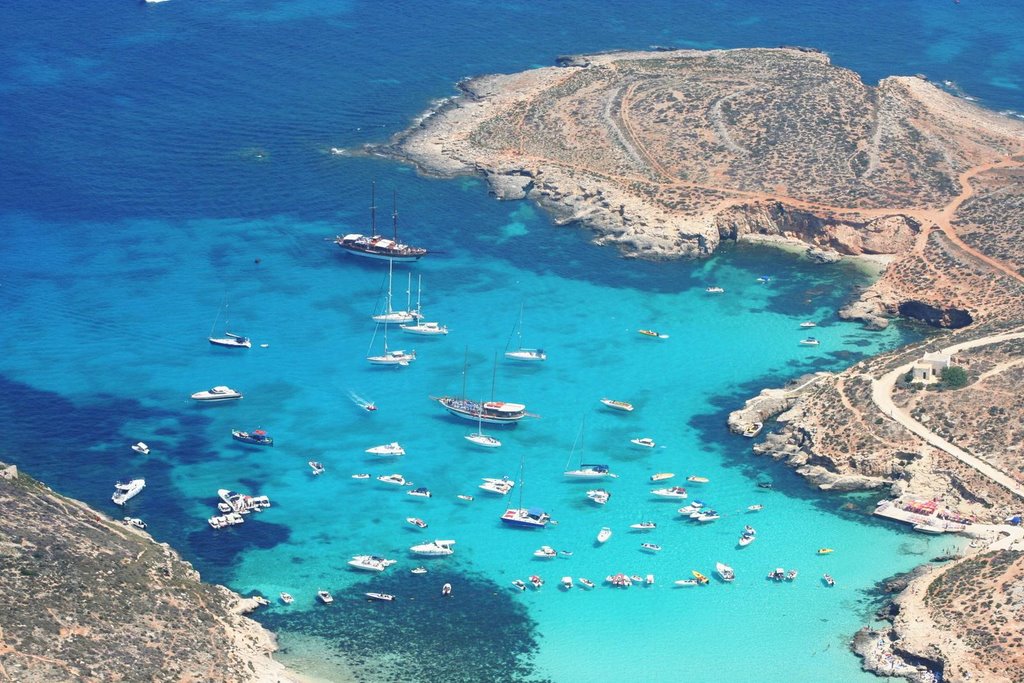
xmin=376 ymin=46 xmax=1024 ymax=682
xmin=0 ymin=463 xmax=299 ymax=683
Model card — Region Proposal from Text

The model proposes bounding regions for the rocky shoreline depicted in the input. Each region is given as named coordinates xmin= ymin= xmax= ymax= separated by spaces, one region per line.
xmin=0 ymin=463 xmax=303 ymax=683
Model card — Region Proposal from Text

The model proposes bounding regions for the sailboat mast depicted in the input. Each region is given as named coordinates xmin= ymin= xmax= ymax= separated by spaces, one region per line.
xmin=461 ymin=347 xmax=468 ymax=400
xmin=491 ymin=352 xmax=498 ymax=401
xmin=392 ymin=190 xmax=398 ymax=241
xmin=370 ymin=181 xmax=377 ymax=237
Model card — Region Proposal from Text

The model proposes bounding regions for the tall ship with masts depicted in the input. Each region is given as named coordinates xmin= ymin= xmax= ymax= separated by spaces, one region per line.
xmin=334 ymin=184 xmax=428 ymax=262
xmin=431 ymin=352 xmax=536 ymax=425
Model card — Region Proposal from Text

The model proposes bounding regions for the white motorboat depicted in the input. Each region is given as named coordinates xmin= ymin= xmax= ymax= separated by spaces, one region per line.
xmin=705 ymin=286 xmax=725 ymax=294
xmin=407 ymin=487 xmax=432 ymax=498
xmin=565 ymin=464 xmax=615 ymax=479
xmin=377 ymin=473 xmax=411 ymax=486
xmin=512 ymin=579 xmax=527 ymax=591
xmin=650 ymin=472 xmax=674 ymax=482
xmin=309 ymin=461 xmax=325 ymax=476
xmin=677 ymin=501 xmax=704 ymax=515
xmin=409 ymin=539 xmax=456 ymax=556
xmin=123 ymin=517 xmax=146 ymax=530
xmin=317 ymin=590 xmax=334 ymax=604
xmin=279 ymin=592 xmax=294 ymax=605
xmin=651 ymin=486 xmax=689 ymax=499
xmin=529 ymin=575 xmax=544 ymax=589
xmin=716 ymin=562 xmax=735 ymax=582
xmin=747 ymin=504 xmax=764 ymax=512
xmin=411 ymin=567 xmax=428 ymax=575
xmin=674 ymin=579 xmax=699 ymax=587
xmin=348 ymin=555 xmax=397 ymax=572
xmin=111 ymin=478 xmax=145 ymax=506
xmin=799 ymin=337 xmax=820 ymax=346
xmin=738 ymin=533 xmax=756 ymax=547
xmin=504 ymin=304 xmax=546 ymax=362
xmin=366 ymin=442 xmax=406 ymax=456
xmin=578 ymin=577 xmax=595 ymax=590
xmin=131 ymin=441 xmax=150 ymax=455
xmin=786 ymin=569 xmax=798 ymax=581
xmin=351 ymin=473 xmax=371 ymax=479
xmin=800 ymin=321 xmax=817 ymax=328
xmin=600 ymin=398 xmax=634 ymax=412
xmin=586 ymin=489 xmax=610 ymax=505
xmin=637 ymin=329 xmax=669 ymax=339
xmin=191 ymin=385 xmax=242 ymax=402
xmin=696 ymin=510 xmax=720 ymax=523
xmin=533 ymin=545 xmax=557 ymax=559
xmin=823 ymin=573 xmax=835 ymax=587
xmin=687 ymin=475 xmax=710 ymax=484
xmin=365 ymin=592 xmax=396 ymax=602
xmin=629 ymin=521 xmax=657 ymax=531
xmin=630 ymin=437 xmax=656 ymax=448
xmin=768 ymin=568 xmax=786 ymax=581
xmin=560 ymin=576 xmax=573 ymax=589
xmin=596 ymin=527 xmax=612 ymax=544
xmin=640 ymin=543 xmax=662 ymax=553
xmin=742 ymin=422 xmax=764 ymax=437
xmin=478 ymin=477 xmax=514 ymax=495
xmin=407 ymin=517 xmax=428 ymax=528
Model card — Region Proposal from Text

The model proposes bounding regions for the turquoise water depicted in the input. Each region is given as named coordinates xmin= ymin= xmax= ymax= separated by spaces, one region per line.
xmin=2 ymin=1 xmax=1021 ymax=681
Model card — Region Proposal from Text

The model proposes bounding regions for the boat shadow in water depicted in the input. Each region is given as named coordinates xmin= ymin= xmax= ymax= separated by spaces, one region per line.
xmin=258 ymin=568 xmax=543 ymax=683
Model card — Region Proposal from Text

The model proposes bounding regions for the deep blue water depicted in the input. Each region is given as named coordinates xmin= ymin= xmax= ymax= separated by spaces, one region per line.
xmin=1 ymin=1 xmax=1020 ymax=681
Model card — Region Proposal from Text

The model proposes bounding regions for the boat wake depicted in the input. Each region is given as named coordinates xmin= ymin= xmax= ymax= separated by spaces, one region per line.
xmin=348 ymin=390 xmax=377 ymax=412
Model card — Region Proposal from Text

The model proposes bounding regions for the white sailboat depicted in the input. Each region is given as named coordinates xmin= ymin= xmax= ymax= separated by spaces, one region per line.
xmin=504 ymin=303 xmax=546 ymax=362
xmin=401 ymin=275 xmax=448 ymax=336
xmin=366 ymin=323 xmax=416 ymax=366
xmin=500 ymin=455 xmax=550 ymax=529
xmin=371 ymin=259 xmax=418 ymax=324
xmin=208 ymin=304 xmax=251 ymax=348
xmin=563 ymin=417 xmax=615 ymax=479
xmin=465 ymin=401 xmax=501 ymax=448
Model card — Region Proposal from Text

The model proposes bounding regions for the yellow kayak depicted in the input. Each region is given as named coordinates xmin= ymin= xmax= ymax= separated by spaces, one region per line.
xmin=691 ymin=570 xmax=709 ymax=584
xmin=817 ymin=548 xmax=834 ymax=555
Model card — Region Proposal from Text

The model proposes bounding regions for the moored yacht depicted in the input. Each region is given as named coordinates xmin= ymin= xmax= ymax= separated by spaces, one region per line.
xmin=309 ymin=461 xmax=325 ymax=475
xmin=629 ymin=521 xmax=657 ymax=531
xmin=630 ymin=437 xmax=656 ymax=448
xmin=334 ymin=184 xmax=427 ymax=262
xmin=407 ymin=487 xmax=432 ymax=498
xmin=401 ymin=320 xmax=448 ymax=336
xmin=347 ymin=555 xmax=397 ymax=572
xmin=111 ymin=478 xmax=145 ymax=506
xmin=377 ymin=473 xmax=411 ymax=486
xmin=409 ymin=539 xmax=456 ymax=556
xmin=209 ymin=332 xmax=251 ymax=349
xmin=366 ymin=442 xmax=405 ymax=456
xmin=651 ymin=486 xmax=688 ymax=499
xmin=533 ymin=545 xmax=557 ymax=559
xmin=232 ymin=428 xmax=273 ymax=446
xmin=716 ymin=562 xmax=735 ymax=582
xmin=799 ymin=337 xmax=820 ymax=346
xmin=465 ymin=432 xmax=502 ymax=448
xmin=131 ymin=441 xmax=150 ymax=455
xmin=478 ymin=477 xmax=514 ymax=495
xmin=600 ymin=398 xmax=634 ymax=412
xmin=317 ymin=589 xmax=334 ymax=604
xmin=191 ymin=386 xmax=242 ymax=402
xmin=640 ymin=542 xmax=662 ymax=553
xmin=563 ymin=463 xmax=616 ymax=479
xmin=500 ymin=507 xmax=550 ymax=529
xmin=433 ymin=396 xmax=532 ymax=425
xmin=586 ymin=489 xmax=611 ymax=505
xmin=596 ymin=527 xmax=612 ymax=544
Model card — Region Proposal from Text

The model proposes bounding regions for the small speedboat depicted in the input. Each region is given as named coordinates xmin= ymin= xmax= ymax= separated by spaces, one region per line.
xmin=786 ymin=570 xmax=798 ymax=581
xmin=756 ymin=275 xmax=771 ymax=283
xmin=406 ymin=517 xmax=428 ymax=528
xmin=279 ymin=592 xmax=294 ymax=605
xmin=651 ymin=486 xmax=688 ymax=499
xmin=578 ymin=577 xmax=595 ymax=590
xmin=529 ymin=575 xmax=544 ymax=589
xmin=799 ymin=337 xmax=820 ymax=346
xmin=512 ymin=579 xmax=527 ymax=591
xmin=696 ymin=510 xmax=720 ymax=523
xmin=822 ymin=573 xmax=835 ymax=587
xmin=456 ymin=494 xmax=474 ymax=501
xmin=309 ymin=461 xmax=325 ymax=476
xmin=441 ymin=583 xmax=452 ymax=596
xmin=131 ymin=442 xmax=150 ymax=455
xmin=411 ymin=567 xmax=428 ymax=575
xmin=232 ymin=428 xmax=273 ymax=446
xmin=631 ymin=437 xmax=656 ymax=448
xmin=251 ymin=595 xmax=270 ymax=607
xmin=533 ymin=545 xmax=557 ymax=559
xmin=767 ymin=568 xmax=786 ymax=581
xmin=800 ymin=321 xmax=817 ymax=328
xmin=738 ymin=533 xmax=755 ymax=547
xmin=406 ymin=487 xmax=432 ymax=498
xmin=637 ymin=329 xmax=669 ymax=339
xmin=705 ymin=286 xmax=724 ymax=294
xmin=111 ymin=478 xmax=146 ymax=506
xmin=600 ymin=398 xmax=634 ymax=412
xmin=674 ymin=579 xmax=699 ymax=587
xmin=377 ymin=473 xmax=411 ymax=486
xmin=677 ymin=501 xmax=704 ymax=516
xmin=742 ymin=422 xmax=764 ymax=437
xmin=366 ymin=442 xmax=405 ymax=456
xmin=686 ymin=475 xmax=709 ymax=484
xmin=191 ymin=385 xmax=243 ymax=402
xmin=409 ymin=539 xmax=456 ymax=556
xmin=586 ymin=489 xmax=610 ymax=505
xmin=560 ymin=576 xmax=573 ymax=590
xmin=747 ymin=504 xmax=764 ymax=512
xmin=365 ymin=592 xmax=395 ymax=602
xmin=640 ymin=543 xmax=662 ymax=553
xmin=650 ymin=472 xmax=674 ymax=482
xmin=596 ymin=527 xmax=612 ymax=544
xmin=716 ymin=562 xmax=735 ymax=582
xmin=817 ymin=548 xmax=834 ymax=555
xmin=317 ymin=590 xmax=334 ymax=604
xmin=351 ymin=473 xmax=370 ymax=479
xmin=629 ymin=521 xmax=657 ymax=531
xmin=757 ymin=481 xmax=774 ymax=490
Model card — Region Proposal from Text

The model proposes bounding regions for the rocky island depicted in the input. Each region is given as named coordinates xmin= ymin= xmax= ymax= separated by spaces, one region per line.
xmin=0 ymin=463 xmax=297 ymax=683
xmin=378 ymin=47 xmax=1024 ymax=683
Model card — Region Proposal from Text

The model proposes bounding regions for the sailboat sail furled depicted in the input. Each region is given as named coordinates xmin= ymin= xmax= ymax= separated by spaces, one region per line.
xmin=504 ymin=303 xmax=546 ymax=362
xmin=208 ymin=303 xmax=251 ymax=348
xmin=366 ymin=322 xmax=416 ymax=367
xmin=372 ymin=260 xmax=419 ymax=324
xmin=500 ymin=455 xmax=550 ymax=529
xmin=334 ymin=185 xmax=428 ymax=262
xmin=400 ymin=275 xmax=448 ymax=335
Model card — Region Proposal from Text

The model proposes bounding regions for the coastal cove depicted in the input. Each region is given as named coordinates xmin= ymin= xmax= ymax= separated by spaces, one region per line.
xmin=3 ymin=1 xmax=1024 ymax=682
